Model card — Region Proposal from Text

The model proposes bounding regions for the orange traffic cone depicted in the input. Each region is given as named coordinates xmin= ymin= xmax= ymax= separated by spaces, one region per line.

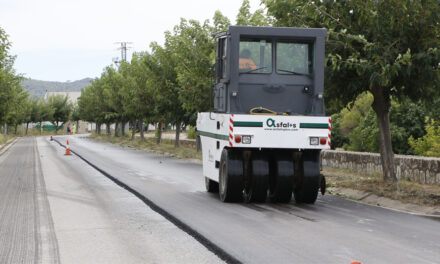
xmin=351 ymin=262 xmax=362 ymax=264
xmin=65 ymin=140 xmax=71 ymax=155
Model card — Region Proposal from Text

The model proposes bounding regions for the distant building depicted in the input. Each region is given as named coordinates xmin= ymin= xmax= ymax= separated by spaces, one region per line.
xmin=43 ymin=91 xmax=82 ymax=105
xmin=44 ymin=91 xmax=88 ymax=133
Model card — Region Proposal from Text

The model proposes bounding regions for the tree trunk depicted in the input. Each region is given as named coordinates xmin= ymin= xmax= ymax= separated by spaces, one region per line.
xmin=39 ymin=122 xmax=42 ymax=135
xmin=140 ymin=119 xmax=144 ymax=141
xmin=15 ymin=124 xmax=18 ymax=135
xmin=131 ymin=119 xmax=136 ymax=140
xmin=174 ymin=122 xmax=181 ymax=148
xmin=156 ymin=123 xmax=162 ymax=145
xmin=371 ymin=88 xmax=397 ymax=182
xmin=26 ymin=123 xmax=29 ymax=135
xmin=76 ymin=120 xmax=79 ymax=133
xmin=55 ymin=122 xmax=58 ymax=135
xmin=121 ymin=121 xmax=126 ymax=137
xmin=115 ymin=122 xmax=120 ymax=137
xmin=97 ymin=123 xmax=101 ymax=135
xmin=106 ymin=122 xmax=111 ymax=135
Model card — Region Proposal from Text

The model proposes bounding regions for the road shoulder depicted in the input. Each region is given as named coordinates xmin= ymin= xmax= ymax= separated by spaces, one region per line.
xmin=38 ymin=136 xmax=223 ymax=264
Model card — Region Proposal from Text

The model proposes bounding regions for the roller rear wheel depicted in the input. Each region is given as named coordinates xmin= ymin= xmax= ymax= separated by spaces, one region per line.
xmin=244 ymin=151 xmax=269 ymax=203
xmin=269 ymin=152 xmax=294 ymax=203
xmin=294 ymin=150 xmax=320 ymax=204
xmin=219 ymin=149 xmax=243 ymax=202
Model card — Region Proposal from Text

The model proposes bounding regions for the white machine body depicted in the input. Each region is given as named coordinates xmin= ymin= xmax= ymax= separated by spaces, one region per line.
xmin=197 ymin=112 xmax=331 ymax=182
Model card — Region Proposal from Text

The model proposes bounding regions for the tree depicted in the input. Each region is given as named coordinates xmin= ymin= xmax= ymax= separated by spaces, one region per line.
xmin=47 ymin=94 xmax=71 ymax=134
xmin=0 ymin=27 xmax=25 ymax=132
xmin=263 ymin=0 xmax=440 ymax=182
xmin=148 ymin=41 xmax=186 ymax=146
xmin=213 ymin=10 xmax=231 ymax=31
xmin=101 ymin=66 xmax=125 ymax=136
xmin=167 ymin=19 xmax=215 ymax=120
xmin=236 ymin=0 xmax=273 ymax=26
xmin=71 ymin=103 xmax=81 ymax=131
xmin=120 ymin=53 xmax=157 ymax=141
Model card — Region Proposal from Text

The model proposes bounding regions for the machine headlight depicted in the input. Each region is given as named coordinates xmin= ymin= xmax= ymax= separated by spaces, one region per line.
xmin=310 ymin=137 xmax=319 ymax=145
xmin=242 ymin=135 xmax=252 ymax=144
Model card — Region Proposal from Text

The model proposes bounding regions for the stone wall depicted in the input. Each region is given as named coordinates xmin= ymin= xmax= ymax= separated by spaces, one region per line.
xmin=321 ymin=150 xmax=440 ymax=185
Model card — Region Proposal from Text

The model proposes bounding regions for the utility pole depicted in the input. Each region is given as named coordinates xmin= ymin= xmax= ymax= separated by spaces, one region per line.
xmin=113 ymin=42 xmax=133 ymax=65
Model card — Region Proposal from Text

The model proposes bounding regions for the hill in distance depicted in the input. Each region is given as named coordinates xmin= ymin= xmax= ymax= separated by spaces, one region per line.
xmin=22 ymin=78 xmax=92 ymax=98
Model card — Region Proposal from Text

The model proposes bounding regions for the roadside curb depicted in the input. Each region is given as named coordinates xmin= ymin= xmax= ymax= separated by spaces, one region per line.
xmin=328 ymin=187 xmax=440 ymax=219
xmin=52 ymin=137 xmax=240 ymax=264
xmin=0 ymin=138 xmax=18 ymax=156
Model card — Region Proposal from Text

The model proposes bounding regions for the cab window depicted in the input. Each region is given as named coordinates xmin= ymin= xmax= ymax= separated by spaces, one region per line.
xmin=276 ymin=41 xmax=313 ymax=75
xmin=239 ymin=39 xmax=272 ymax=74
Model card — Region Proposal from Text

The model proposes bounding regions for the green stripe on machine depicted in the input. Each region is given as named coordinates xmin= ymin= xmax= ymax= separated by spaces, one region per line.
xmin=196 ymin=130 xmax=229 ymax=140
xmin=300 ymin=123 xmax=328 ymax=129
xmin=234 ymin=121 xmax=263 ymax=127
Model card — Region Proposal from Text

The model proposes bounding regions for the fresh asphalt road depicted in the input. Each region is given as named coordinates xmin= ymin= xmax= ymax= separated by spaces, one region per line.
xmin=0 ymin=137 xmax=221 ymax=264
xmin=52 ymin=135 xmax=440 ymax=264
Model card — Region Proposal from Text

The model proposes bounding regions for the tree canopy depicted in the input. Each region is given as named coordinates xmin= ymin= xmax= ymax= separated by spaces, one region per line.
xmin=263 ymin=0 xmax=440 ymax=181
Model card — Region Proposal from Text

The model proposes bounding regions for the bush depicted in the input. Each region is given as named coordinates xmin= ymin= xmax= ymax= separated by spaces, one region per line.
xmin=409 ymin=119 xmax=440 ymax=157
xmin=187 ymin=126 xmax=196 ymax=139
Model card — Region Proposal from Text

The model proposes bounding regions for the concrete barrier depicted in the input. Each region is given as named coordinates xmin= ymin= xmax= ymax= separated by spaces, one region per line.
xmin=321 ymin=150 xmax=440 ymax=185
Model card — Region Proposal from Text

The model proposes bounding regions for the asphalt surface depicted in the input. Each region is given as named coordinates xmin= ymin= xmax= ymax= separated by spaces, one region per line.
xmin=0 ymin=137 xmax=222 ymax=264
xmin=54 ymin=135 xmax=440 ymax=264
xmin=0 ymin=137 xmax=59 ymax=264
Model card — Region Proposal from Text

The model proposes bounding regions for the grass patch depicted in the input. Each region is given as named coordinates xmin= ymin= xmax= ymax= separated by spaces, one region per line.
xmin=0 ymin=134 xmax=12 ymax=145
xmin=323 ymin=167 xmax=440 ymax=207
xmin=26 ymin=128 xmax=70 ymax=136
xmin=90 ymin=133 xmax=201 ymax=161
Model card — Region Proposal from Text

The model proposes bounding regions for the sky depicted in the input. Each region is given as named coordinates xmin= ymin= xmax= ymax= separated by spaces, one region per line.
xmin=0 ymin=0 xmax=263 ymax=82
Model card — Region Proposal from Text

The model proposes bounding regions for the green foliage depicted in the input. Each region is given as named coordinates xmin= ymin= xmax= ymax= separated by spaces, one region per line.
xmin=0 ymin=27 xmax=27 ymax=128
xmin=236 ymin=0 xmax=273 ymax=26
xmin=187 ymin=126 xmax=196 ymax=139
xmin=167 ymin=18 xmax=215 ymax=117
xmin=264 ymin=0 xmax=440 ymax=180
xmin=213 ymin=10 xmax=231 ymax=31
xmin=345 ymin=109 xmax=380 ymax=153
xmin=339 ymin=93 xmax=374 ymax=135
xmin=332 ymin=92 xmax=429 ymax=154
xmin=329 ymin=112 xmax=348 ymax=150
xmin=409 ymin=119 xmax=440 ymax=157
xmin=264 ymin=0 xmax=440 ymax=105
xmin=47 ymin=94 xmax=72 ymax=132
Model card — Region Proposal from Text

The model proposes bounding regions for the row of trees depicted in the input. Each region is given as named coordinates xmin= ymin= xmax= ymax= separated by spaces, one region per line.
xmin=1 ymin=27 xmax=78 ymax=135
xmin=2 ymin=93 xmax=74 ymax=135
xmin=0 ymin=27 xmax=27 ymax=134
xmin=78 ymin=1 xmax=268 ymax=147
xmin=79 ymin=0 xmax=439 ymax=183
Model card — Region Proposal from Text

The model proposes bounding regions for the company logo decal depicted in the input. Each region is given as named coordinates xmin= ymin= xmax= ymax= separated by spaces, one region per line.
xmin=265 ymin=118 xmax=298 ymax=131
